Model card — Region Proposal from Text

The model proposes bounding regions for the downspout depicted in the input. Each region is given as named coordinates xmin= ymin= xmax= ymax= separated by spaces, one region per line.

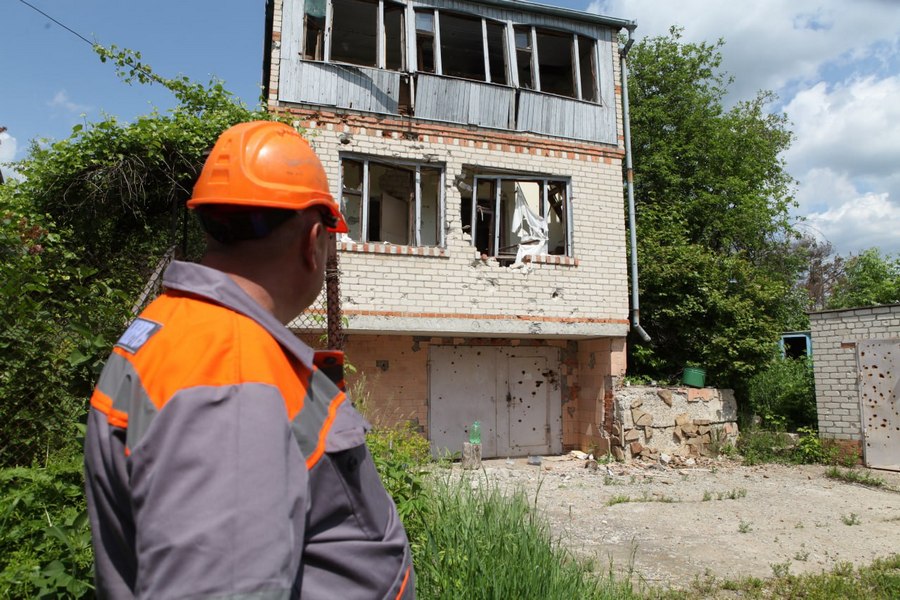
xmin=620 ymin=27 xmax=651 ymax=343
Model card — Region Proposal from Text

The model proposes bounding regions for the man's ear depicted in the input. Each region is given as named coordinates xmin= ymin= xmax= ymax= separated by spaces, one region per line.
xmin=301 ymin=221 xmax=326 ymax=271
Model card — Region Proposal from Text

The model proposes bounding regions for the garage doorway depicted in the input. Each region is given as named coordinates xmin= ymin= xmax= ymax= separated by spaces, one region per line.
xmin=428 ymin=345 xmax=562 ymax=458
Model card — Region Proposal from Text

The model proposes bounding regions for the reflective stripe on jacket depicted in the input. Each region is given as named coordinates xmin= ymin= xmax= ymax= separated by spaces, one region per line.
xmin=84 ymin=261 xmax=414 ymax=599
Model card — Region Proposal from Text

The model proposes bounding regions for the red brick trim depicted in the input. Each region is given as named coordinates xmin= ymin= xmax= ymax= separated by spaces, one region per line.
xmin=339 ymin=242 xmax=577 ymax=265
xmin=343 ymin=309 xmax=628 ymax=325
xmin=526 ymin=255 xmax=579 ymax=267
xmin=271 ymin=106 xmax=625 ymax=162
xmin=338 ymin=241 xmax=448 ymax=257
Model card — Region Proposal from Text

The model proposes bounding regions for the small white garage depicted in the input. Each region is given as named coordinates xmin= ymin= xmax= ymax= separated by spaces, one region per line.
xmin=809 ymin=304 xmax=900 ymax=472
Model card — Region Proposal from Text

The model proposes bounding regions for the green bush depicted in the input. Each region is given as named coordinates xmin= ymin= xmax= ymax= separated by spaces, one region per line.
xmin=366 ymin=422 xmax=433 ymax=552
xmin=747 ymin=357 xmax=816 ymax=430
xmin=0 ymin=457 xmax=93 ymax=598
xmin=0 ymin=203 xmax=120 ymax=467
xmin=738 ymin=426 xmax=853 ymax=466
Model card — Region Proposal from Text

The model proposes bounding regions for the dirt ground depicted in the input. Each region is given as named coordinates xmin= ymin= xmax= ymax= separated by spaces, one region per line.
xmin=465 ymin=455 xmax=900 ymax=588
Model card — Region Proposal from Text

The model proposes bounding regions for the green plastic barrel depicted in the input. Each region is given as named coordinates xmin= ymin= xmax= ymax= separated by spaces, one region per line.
xmin=682 ymin=367 xmax=706 ymax=388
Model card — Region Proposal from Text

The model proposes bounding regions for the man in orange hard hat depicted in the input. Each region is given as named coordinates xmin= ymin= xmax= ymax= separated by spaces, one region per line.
xmin=84 ymin=121 xmax=415 ymax=599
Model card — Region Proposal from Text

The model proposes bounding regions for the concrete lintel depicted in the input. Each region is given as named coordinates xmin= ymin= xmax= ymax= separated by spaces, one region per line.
xmin=345 ymin=314 xmax=628 ymax=339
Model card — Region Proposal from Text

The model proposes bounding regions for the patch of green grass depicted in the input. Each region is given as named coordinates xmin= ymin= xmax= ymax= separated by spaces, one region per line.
xmin=771 ymin=561 xmax=791 ymax=578
xmin=606 ymin=492 xmax=680 ymax=507
xmin=738 ymin=520 xmax=753 ymax=534
xmin=702 ymin=488 xmax=746 ymax=502
xmin=841 ymin=512 xmax=862 ymax=526
xmin=607 ymin=494 xmax=632 ymax=506
xmin=668 ymin=555 xmax=900 ymax=600
xmin=825 ymin=466 xmax=886 ymax=488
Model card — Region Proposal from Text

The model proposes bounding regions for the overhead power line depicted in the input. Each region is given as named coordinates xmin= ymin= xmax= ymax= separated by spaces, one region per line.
xmin=15 ymin=0 xmax=159 ymax=86
xmin=16 ymin=0 xmax=96 ymax=48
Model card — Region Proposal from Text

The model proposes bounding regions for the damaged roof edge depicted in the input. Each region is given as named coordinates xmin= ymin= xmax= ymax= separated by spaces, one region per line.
xmin=472 ymin=0 xmax=636 ymax=31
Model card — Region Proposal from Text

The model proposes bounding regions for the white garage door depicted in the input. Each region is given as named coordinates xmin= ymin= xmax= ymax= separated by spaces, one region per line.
xmin=858 ymin=339 xmax=900 ymax=471
xmin=429 ymin=345 xmax=562 ymax=459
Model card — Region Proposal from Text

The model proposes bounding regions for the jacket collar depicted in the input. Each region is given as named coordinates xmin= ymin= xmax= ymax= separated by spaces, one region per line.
xmin=162 ymin=260 xmax=315 ymax=369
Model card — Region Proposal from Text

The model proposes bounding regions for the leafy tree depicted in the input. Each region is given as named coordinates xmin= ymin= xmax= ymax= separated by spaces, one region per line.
xmin=793 ymin=234 xmax=844 ymax=312
xmin=827 ymin=248 xmax=900 ymax=309
xmin=0 ymin=45 xmax=276 ymax=466
xmin=627 ymin=28 xmax=805 ymax=390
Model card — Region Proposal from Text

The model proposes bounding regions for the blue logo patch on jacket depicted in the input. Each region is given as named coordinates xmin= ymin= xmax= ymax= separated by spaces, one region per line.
xmin=116 ymin=318 xmax=162 ymax=353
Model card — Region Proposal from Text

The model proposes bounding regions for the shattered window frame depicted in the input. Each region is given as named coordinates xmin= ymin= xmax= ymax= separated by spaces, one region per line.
xmin=466 ymin=173 xmax=573 ymax=261
xmin=339 ymin=155 xmax=445 ymax=248
xmin=302 ymin=0 xmax=406 ymax=71
xmin=299 ymin=2 xmax=601 ymax=101
xmin=416 ymin=8 xmax=510 ymax=86
xmin=513 ymin=25 xmax=600 ymax=103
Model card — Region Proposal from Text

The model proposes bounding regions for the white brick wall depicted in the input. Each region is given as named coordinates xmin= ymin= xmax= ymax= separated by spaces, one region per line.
xmin=809 ymin=304 xmax=900 ymax=441
xmin=301 ymin=125 xmax=630 ymax=336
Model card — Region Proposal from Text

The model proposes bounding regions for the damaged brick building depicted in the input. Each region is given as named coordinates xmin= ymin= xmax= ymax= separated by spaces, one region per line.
xmin=264 ymin=0 xmax=638 ymax=457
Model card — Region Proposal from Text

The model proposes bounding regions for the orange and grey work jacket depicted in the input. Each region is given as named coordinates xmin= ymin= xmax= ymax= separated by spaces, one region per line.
xmin=84 ymin=261 xmax=414 ymax=599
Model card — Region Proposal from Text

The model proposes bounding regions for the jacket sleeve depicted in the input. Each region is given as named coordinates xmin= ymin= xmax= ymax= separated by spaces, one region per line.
xmin=86 ymin=382 xmax=309 ymax=600
xmin=297 ymin=401 xmax=416 ymax=600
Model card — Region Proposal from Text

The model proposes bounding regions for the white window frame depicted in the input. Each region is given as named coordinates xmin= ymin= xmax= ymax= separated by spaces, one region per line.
xmin=303 ymin=0 xmax=406 ymax=70
xmin=340 ymin=155 xmax=446 ymax=247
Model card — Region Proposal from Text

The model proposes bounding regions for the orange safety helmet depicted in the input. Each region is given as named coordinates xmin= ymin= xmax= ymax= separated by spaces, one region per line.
xmin=188 ymin=121 xmax=348 ymax=233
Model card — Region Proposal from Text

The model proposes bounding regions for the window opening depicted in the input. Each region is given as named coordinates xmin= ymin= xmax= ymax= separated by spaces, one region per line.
xmin=514 ymin=26 xmax=534 ymax=89
xmin=341 ymin=157 xmax=443 ymax=247
xmin=485 ymin=21 xmax=507 ymax=85
xmin=440 ymin=12 xmax=485 ymax=81
xmin=536 ymin=29 xmax=574 ymax=98
xmin=469 ymin=179 xmax=497 ymax=256
xmin=546 ymin=180 xmax=568 ymax=255
xmin=467 ymin=175 xmax=571 ymax=263
xmin=341 ymin=159 xmax=364 ymax=241
xmin=331 ymin=0 xmax=378 ymax=67
xmin=420 ymin=167 xmax=441 ymax=246
xmin=577 ymin=35 xmax=597 ymax=102
xmin=415 ymin=10 xmax=436 ymax=73
xmin=384 ymin=2 xmax=405 ymax=71
xmin=302 ymin=0 xmax=327 ymax=60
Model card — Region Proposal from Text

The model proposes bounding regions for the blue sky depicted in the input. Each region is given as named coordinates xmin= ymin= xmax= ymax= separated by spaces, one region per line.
xmin=2 ymin=0 xmax=899 ymax=256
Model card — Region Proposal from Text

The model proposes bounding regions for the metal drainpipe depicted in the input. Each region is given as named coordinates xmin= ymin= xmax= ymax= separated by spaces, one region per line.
xmin=620 ymin=28 xmax=651 ymax=342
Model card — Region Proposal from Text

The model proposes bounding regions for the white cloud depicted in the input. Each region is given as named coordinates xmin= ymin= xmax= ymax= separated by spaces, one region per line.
xmin=588 ymin=1 xmax=900 ymax=104
xmin=784 ymin=75 xmax=900 ymax=179
xmin=48 ymin=90 xmax=92 ymax=115
xmin=0 ymin=131 xmax=19 ymax=182
xmin=803 ymin=191 xmax=900 ymax=256
xmin=586 ymin=0 xmax=900 ymax=257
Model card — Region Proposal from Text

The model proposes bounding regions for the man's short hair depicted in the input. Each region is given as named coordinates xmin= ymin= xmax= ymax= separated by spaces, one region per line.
xmin=195 ymin=206 xmax=297 ymax=244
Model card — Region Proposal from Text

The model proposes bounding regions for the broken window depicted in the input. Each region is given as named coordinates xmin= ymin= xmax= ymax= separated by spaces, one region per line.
xmin=384 ymin=3 xmax=405 ymax=71
xmin=514 ymin=26 xmax=534 ymax=90
xmin=415 ymin=10 xmax=436 ymax=73
xmin=340 ymin=157 xmax=444 ymax=247
xmin=464 ymin=173 xmax=571 ymax=262
xmin=513 ymin=26 xmax=600 ymax=102
xmin=535 ymin=29 xmax=574 ymax=98
xmin=440 ymin=12 xmax=486 ymax=81
xmin=302 ymin=0 xmax=326 ymax=61
xmin=577 ymin=35 xmax=597 ymax=102
xmin=485 ymin=20 xmax=508 ymax=84
xmin=331 ymin=0 xmax=378 ymax=67
xmin=303 ymin=0 xmax=405 ymax=70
